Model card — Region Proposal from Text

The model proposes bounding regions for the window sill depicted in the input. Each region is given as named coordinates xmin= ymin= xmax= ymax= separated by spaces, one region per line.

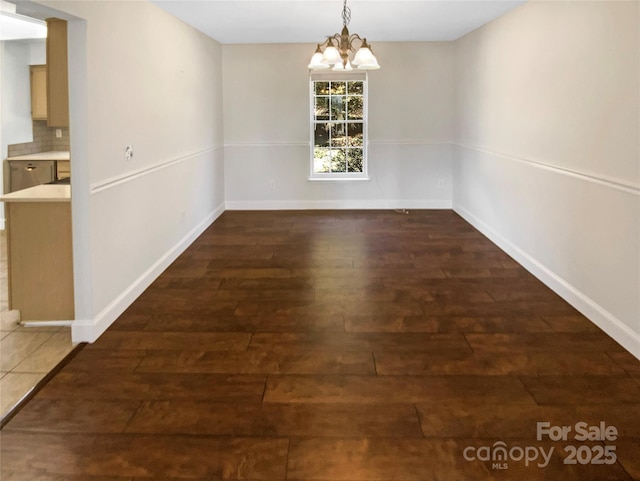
xmin=307 ymin=177 xmax=371 ymax=182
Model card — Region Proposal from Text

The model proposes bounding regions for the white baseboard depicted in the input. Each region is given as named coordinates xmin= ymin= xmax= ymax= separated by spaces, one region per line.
xmin=225 ymin=199 xmax=452 ymax=210
xmin=71 ymin=202 xmax=225 ymax=343
xmin=454 ymin=203 xmax=640 ymax=361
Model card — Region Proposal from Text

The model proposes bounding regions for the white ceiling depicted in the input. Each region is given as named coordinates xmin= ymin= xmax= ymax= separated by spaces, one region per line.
xmin=0 ymin=10 xmax=46 ymax=41
xmin=150 ymin=0 xmax=526 ymax=44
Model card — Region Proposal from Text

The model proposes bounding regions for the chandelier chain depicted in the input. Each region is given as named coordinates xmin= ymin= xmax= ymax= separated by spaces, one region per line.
xmin=342 ymin=0 xmax=351 ymax=27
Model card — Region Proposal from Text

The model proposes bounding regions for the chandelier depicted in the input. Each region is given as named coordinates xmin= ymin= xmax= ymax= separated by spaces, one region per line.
xmin=308 ymin=0 xmax=380 ymax=71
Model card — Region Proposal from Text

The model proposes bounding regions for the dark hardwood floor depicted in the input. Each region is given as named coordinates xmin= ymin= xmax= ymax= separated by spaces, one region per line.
xmin=2 ymin=210 xmax=639 ymax=480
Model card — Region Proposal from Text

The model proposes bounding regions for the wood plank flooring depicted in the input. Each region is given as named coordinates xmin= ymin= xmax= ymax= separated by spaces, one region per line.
xmin=2 ymin=210 xmax=639 ymax=480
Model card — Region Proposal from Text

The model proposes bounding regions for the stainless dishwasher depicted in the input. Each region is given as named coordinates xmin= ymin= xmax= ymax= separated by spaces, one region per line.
xmin=8 ymin=160 xmax=56 ymax=192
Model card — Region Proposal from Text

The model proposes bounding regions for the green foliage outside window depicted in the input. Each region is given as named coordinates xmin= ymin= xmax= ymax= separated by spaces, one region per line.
xmin=312 ymin=80 xmax=365 ymax=174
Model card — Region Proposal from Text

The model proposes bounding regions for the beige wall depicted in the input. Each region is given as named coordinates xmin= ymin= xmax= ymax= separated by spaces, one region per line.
xmin=453 ymin=0 xmax=640 ymax=356
xmin=455 ymin=0 xmax=638 ymax=183
xmin=223 ymin=42 xmax=454 ymax=208
xmin=223 ymin=43 xmax=310 ymax=145
xmin=368 ymin=42 xmax=453 ymax=142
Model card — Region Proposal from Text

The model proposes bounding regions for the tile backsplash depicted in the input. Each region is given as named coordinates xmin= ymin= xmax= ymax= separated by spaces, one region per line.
xmin=7 ymin=120 xmax=70 ymax=157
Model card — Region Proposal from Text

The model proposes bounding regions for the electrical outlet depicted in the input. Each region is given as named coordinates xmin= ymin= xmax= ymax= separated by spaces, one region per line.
xmin=55 ymin=129 xmax=62 ymax=138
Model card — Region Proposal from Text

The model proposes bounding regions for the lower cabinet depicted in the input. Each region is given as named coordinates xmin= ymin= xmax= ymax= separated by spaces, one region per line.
xmin=6 ymin=201 xmax=74 ymax=320
xmin=57 ymin=160 xmax=71 ymax=179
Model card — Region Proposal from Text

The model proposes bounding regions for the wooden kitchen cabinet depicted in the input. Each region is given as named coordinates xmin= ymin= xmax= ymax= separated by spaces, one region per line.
xmin=57 ymin=160 xmax=70 ymax=179
xmin=30 ymin=65 xmax=47 ymax=120
xmin=46 ymin=18 xmax=69 ymax=128
xmin=5 ymin=198 xmax=74 ymax=320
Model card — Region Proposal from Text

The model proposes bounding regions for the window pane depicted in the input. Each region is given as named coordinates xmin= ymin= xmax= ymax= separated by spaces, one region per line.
xmin=331 ymin=149 xmax=347 ymax=172
xmin=330 ymin=81 xmax=346 ymax=95
xmin=314 ymin=123 xmax=330 ymax=147
xmin=346 ymin=96 xmax=363 ymax=120
xmin=314 ymin=147 xmax=332 ymax=173
xmin=315 ymin=97 xmax=329 ymax=120
xmin=346 ymin=148 xmax=363 ymax=173
xmin=330 ymin=123 xmax=346 ymax=147
xmin=330 ymin=96 xmax=345 ymax=121
xmin=347 ymin=122 xmax=363 ymax=146
xmin=311 ymin=78 xmax=366 ymax=177
xmin=347 ymin=81 xmax=363 ymax=95
xmin=315 ymin=82 xmax=330 ymax=95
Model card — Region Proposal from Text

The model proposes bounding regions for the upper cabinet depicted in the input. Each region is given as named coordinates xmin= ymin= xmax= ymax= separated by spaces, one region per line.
xmin=30 ymin=65 xmax=47 ymax=120
xmin=46 ymin=18 xmax=69 ymax=128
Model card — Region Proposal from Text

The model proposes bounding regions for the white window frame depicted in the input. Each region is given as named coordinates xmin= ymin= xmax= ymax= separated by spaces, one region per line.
xmin=309 ymin=72 xmax=369 ymax=181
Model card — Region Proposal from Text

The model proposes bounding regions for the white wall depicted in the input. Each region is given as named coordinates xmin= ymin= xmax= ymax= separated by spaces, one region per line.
xmin=1 ymin=40 xmax=34 ymax=160
xmin=453 ymin=1 xmax=640 ymax=357
xmin=29 ymin=38 xmax=46 ymax=64
xmin=0 ymin=39 xmax=42 ymax=229
xmin=35 ymin=0 xmax=225 ymax=342
xmin=223 ymin=42 xmax=454 ymax=209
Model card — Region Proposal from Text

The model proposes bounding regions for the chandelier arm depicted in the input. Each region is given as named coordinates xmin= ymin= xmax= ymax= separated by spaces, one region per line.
xmin=347 ymin=33 xmax=364 ymax=51
xmin=317 ymin=34 xmax=340 ymax=49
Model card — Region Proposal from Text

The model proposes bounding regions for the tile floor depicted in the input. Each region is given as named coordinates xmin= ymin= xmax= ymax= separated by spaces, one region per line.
xmin=0 ymin=230 xmax=75 ymax=420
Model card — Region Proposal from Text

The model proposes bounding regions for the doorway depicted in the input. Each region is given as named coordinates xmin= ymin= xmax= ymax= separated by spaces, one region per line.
xmin=0 ymin=3 xmax=85 ymax=421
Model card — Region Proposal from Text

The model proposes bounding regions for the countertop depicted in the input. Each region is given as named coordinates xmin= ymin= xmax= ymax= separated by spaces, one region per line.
xmin=6 ymin=151 xmax=70 ymax=161
xmin=0 ymin=184 xmax=71 ymax=203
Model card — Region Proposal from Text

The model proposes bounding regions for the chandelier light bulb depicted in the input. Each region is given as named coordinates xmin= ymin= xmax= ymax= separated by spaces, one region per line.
xmin=356 ymin=53 xmax=380 ymax=70
xmin=332 ymin=59 xmax=353 ymax=71
xmin=321 ymin=43 xmax=341 ymax=65
xmin=308 ymin=47 xmax=330 ymax=69
xmin=352 ymin=43 xmax=374 ymax=66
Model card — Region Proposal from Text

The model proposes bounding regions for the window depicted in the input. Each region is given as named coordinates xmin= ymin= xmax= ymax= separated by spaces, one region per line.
xmin=310 ymin=74 xmax=368 ymax=179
